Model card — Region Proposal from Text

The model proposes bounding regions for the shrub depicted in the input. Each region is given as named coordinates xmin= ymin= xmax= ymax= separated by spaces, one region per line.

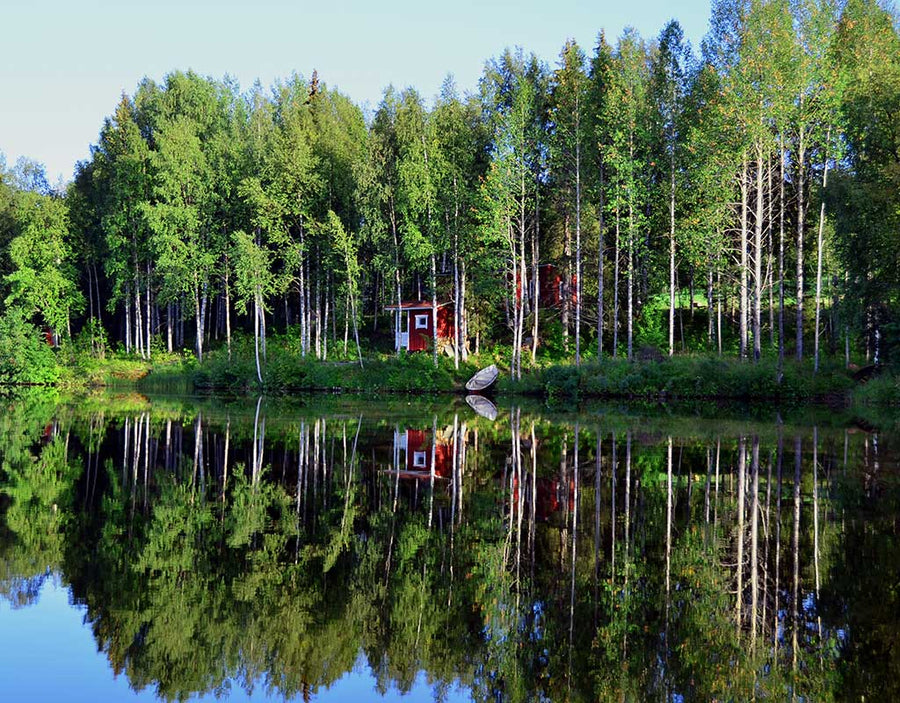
xmin=0 ymin=312 xmax=59 ymax=385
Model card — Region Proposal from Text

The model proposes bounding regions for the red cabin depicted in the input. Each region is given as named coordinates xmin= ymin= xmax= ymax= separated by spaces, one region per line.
xmin=385 ymin=301 xmax=455 ymax=352
xmin=514 ymin=265 xmax=577 ymax=309
xmin=537 ymin=264 xmax=577 ymax=308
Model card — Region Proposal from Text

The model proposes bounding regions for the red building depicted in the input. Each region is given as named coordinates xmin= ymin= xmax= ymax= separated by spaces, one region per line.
xmin=514 ymin=264 xmax=577 ymax=309
xmin=385 ymin=301 xmax=455 ymax=352
xmin=537 ymin=264 xmax=577 ymax=308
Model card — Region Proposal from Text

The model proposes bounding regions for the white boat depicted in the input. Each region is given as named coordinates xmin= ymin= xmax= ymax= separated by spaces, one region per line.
xmin=465 ymin=364 xmax=499 ymax=392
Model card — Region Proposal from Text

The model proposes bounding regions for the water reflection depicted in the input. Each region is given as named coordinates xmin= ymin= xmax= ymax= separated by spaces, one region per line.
xmin=0 ymin=393 xmax=898 ymax=701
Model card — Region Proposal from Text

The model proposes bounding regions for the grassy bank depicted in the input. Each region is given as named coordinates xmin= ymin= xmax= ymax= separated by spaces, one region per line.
xmin=501 ymin=356 xmax=887 ymax=404
xmin=40 ymin=333 xmax=898 ymax=407
xmin=135 ymin=338 xmax=484 ymax=395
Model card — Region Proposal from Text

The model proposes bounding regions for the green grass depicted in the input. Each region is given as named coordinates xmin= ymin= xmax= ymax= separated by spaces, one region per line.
xmin=40 ymin=327 xmax=898 ymax=407
xmin=504 ymin=355 xmax=864 ymax=404
xmin=183 ymin=335 xmax=481 ymax=394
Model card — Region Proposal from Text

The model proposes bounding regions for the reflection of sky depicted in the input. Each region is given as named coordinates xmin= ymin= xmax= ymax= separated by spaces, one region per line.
xmin=0 ymin=578 xmax=470 ymax=702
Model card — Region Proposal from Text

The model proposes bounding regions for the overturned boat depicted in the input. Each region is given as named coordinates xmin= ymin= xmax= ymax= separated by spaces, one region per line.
xmin=465 ymin=364 xmax=499 ymax=392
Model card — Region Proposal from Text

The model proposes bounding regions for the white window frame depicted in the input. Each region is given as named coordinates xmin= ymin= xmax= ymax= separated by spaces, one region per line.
xmin=413 ymin=451 xmax=427 ymax=468
xmin=414 ymin=314 xmax=429 ymax=330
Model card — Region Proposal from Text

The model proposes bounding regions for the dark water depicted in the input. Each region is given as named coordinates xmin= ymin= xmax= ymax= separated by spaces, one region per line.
xmin=1 ymin=391 xmax=899 ymax=702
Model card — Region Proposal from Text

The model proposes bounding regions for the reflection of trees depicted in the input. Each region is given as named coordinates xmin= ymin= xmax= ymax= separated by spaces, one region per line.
xmin=0 ymin=395 xmax=78 ymax=607
xmin=0 ymin=398 xmax=898 ymax=701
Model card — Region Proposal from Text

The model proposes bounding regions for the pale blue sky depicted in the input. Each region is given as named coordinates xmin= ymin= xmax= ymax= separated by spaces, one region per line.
xmin=0 ymin=0 xmax=712 ymax=184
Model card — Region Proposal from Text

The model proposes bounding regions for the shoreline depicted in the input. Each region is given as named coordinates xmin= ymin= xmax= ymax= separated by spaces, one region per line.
xmin=14 ymin=350 xmax=895 ymax=408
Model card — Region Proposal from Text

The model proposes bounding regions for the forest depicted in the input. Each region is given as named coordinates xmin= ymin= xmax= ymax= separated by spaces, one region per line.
xmin=0 ymin=0 xmax=898 ymax=388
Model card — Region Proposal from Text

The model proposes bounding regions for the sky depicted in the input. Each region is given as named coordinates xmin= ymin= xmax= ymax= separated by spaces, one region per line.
xmin=0 ymin=0 xmax=713 ymax=185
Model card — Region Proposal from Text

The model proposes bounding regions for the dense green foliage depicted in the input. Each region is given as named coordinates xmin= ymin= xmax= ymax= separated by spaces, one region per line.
xmin=2 ymin=0 xmax=899 ymax=389
xmin=0 ymin=311 xmax=59 ymax=385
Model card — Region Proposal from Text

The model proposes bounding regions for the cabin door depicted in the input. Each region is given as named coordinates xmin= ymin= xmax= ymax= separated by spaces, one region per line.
xmin=409 ymin=311 xmax=432 ymax=351
xmin=399 ymin=312 xmax=409 ymax=350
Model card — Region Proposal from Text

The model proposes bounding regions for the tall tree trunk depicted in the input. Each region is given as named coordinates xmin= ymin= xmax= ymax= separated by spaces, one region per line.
xmin=627 ymin=199 xmax=634 ymax=362
xmin=627 ymin=138 xmax=634 ymax=362
xmin=597 ymin=164 xmax=605 ymax=360
xmin=575 ymin=123 xmax=582 ymax=366
xmin=740 ymin=155 xmax=749 ymax=361
xmin=796 ymin=119 xmax=806 ymax=361
xmin=767 ymin=154 xmax=775 ymax=348
xmin=531 ymin=177 xmax=540 ymax=364
xmin=134 ymin=273 xmax=144 ymax=359
xmin=669 ymin=149 xmax=676 ymax=358
xmin=562 ymin=214 xmax=571 ymax=354
xmin=754 ymin=143 xmax=764 ymax=362
xmin=350 ymin=286 xmax=363 ymax=368
xmin=200 ymin=283 xmax=209 ymax=356
xmin=343 ymin=291 xmax=350 ymax=356
xmin=254 ymin=288 xmax=263 ymax=384
xmin=391 ymin=200 xmax=402 ymax=355
xmin=298 ymin=230 xmax=307 ymax=357
xmin=167 ymin=302 xmax=173 ymax=353
xmin=124 ymin=282 xmax=132 ymax=353
xmin=316 ymin=248 xmax=323 ymax=359
xmin=778 ymin=140 xmax=786 ymax=382
xmin=194 ymin=282 xmax=203 ymax=363
xmin=707 ymin=265 xmax=714 ymax=347
xmin=453 ymin=184 xmax=461 ymax=370
xmin=814 ymin=131 xmax=830 ymax=373
xmin=224 ymin=263 xmax=232 ymax=362
xmin=461 ymin=262 xmax=468 ymax=362
xmin=178 ymin=298 xmax=184 ymax=350
xmin=323 ymin=273 xmax=330 ymax=361
xmin=146 ymin=263 xmax=152 ymax=359
xmin=92 ymin=262 xmax=102 ymax=330
xmin=717 ymin=267 xmax=723 ymax=356
xmin=87 ymin=265 xmax=94 ymax=321
xmin=613 ymin=201 xmax=620 ymax=357
xmin=518 ymin=205 xmax=527 ymax=379
xmin=509 ymin=221 xmax=519 ymax=380
xmin=432 ymin=252 xmax=439 ymax=369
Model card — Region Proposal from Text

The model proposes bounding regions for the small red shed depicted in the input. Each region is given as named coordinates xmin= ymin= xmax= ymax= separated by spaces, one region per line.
xmin=514 ymin=265 xmax=577 ymax=309
xmin=537 ymin=264 xmax=577 ymax=308
xmin=385 ymin=301 xmax=455 ymax=352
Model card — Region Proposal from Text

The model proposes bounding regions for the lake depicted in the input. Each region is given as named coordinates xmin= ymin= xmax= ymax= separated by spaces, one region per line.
xmin=1 ymin=391 xmax=898 ymax=701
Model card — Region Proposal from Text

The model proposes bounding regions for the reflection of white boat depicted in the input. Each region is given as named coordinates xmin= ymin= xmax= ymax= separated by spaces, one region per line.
xmin=465 ymin=364 xmax=499 ymax=392
xmin=466 ymin=394 xmax=498 ymax=421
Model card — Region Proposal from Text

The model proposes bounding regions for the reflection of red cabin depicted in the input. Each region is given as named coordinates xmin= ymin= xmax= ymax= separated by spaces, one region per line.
xmin=512 ymin=475 xmax=575 ymax=521
xmin=385 ymin=301 xmax=455 ymax=352
xmin=393 ymin=428 xmax=453 ymax=479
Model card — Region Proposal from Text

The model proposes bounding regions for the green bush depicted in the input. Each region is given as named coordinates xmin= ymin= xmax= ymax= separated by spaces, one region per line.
xmin=528 ymin=355 xmax=860 ymax=404
xmin=0 ymin=312 xmax=59 ymax=385
xmin=854 ymin=371 xmax=900 ymax=406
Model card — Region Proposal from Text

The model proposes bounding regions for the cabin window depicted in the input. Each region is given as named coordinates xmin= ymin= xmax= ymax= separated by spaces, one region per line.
xmin=413 ymin=451 xmax=427 ymax=468
xmin=414 ymin=314 xmax=429 ymax=330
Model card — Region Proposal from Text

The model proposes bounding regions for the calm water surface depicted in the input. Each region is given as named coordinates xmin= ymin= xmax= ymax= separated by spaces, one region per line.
xmin=1 ymin=392 xmax=898 ymax=701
